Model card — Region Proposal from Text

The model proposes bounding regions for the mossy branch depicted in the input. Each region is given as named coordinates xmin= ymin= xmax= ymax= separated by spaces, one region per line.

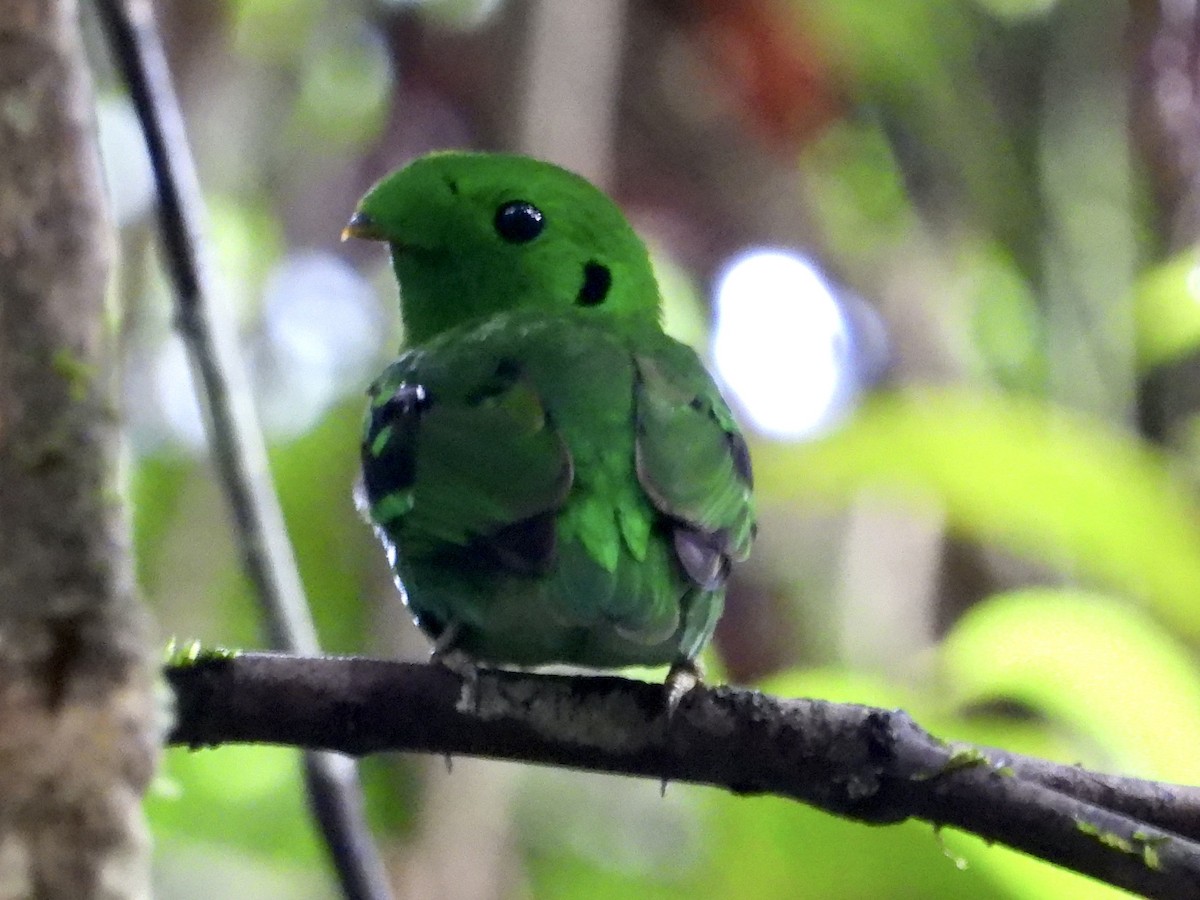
xmin=168 ymin=653 xmax=1200 ymax=899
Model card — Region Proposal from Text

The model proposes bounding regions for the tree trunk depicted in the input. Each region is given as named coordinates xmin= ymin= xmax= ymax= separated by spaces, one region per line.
xmin=0 ymin=1 xmax=157 ymax=897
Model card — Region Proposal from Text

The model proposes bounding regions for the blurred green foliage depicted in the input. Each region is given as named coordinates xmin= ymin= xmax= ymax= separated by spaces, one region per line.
xmin=1135 ymin=249 xmax=1200 ymax=371
xmin=108 ymin=0 xmax=1200 ymax=897
xmin=757 ymin=390 xmax=1200 ymax=638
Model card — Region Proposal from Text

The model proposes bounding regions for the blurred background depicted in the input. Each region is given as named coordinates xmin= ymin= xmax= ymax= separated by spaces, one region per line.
xmin=88 ymin=0 xmax=1200 ymax=896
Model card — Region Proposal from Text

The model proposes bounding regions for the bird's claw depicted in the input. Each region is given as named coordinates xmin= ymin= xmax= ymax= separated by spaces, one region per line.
xmin=664 ymin=659 xmax=703 ymax=719
xmin=430 ymin=623 xmax=482 ymax=711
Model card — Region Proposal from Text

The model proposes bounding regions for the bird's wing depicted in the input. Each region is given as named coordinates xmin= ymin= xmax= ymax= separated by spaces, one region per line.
xmin=633 ymin=340 xmax=756 ymax=590
xmin=361 ymin=352 xmax=573 ymax=574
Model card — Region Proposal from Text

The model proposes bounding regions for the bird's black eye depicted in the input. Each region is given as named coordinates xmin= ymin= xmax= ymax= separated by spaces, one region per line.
xmin=577 ymin=261 xmax=611 ymax=306
xmin=494 ymin=201 xmax=545 ymax=243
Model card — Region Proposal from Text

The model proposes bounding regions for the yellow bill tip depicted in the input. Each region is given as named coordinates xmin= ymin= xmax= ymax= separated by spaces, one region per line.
xmin=341 ymin=211 xmax=382 ymax=242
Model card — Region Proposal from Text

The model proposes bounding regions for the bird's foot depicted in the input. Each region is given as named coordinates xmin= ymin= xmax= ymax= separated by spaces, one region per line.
xmin=437 ymin=652 xmax=481 ymax=714
xmin=664 ymin=658 xmax=703 ymax=719
xmin=429 ymin=623 xmax=481 ymax=711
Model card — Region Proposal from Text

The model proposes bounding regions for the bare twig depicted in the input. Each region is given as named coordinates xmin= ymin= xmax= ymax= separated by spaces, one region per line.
xmin=169 ymin=654 xmax=1200 ymax=898
xmin=91 ymin=2 xmax=393 ymax=897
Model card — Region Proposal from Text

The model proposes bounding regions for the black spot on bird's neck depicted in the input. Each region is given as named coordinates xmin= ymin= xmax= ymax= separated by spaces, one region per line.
xmin=444 ymin=177 xmax=460 ymax=196
xmin=577 ymin=261 xmax=611 ymax=306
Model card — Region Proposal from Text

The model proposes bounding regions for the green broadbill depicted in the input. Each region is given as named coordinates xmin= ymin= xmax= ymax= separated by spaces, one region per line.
xmin=345 ymin=151 xmax=755 ymax=676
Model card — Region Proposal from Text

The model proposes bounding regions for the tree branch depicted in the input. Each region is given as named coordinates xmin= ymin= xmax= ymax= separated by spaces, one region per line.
xmin=168 ymin=654 xmax=1200 ymax=898
xmin=984 ymin=748 xmax=1200 ymax=847
xmin=91 ymin=2 xmax=393 ymax=898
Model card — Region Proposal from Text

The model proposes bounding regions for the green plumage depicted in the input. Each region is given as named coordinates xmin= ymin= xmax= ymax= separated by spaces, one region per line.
xmin=348 ymin=152 xmax=754 ymax=670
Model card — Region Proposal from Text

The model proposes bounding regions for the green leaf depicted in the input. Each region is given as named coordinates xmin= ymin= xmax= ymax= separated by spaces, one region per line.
xmin=229 ymin=0 xmax=324 ymax=62
xmin=148 ymin=746 xmax=324 ymax=862
xmin=208 ymin=196 xmax=284 ymax=323
xmin=801 ymin=118 xmax=917 ymax=263
xmin=800 ymin=1 xmax=1036 ymax=275
xmin=269 ymin=400 xmax=375 ymax=654
xmin=940 ymin=589 xmax=1200 ymax=781
xmin=961 ymin=242 xmax=1045 ymax=392
xmin=707 ymin=796 xmax=1010 ymax=900
xmin=754 ymin=390 xmax=1200 ymax=638
xmin=1135 ymin=249 xmax=1200 ymax=370
xmin=130 ymin=454 xmax=192 ymax=590
xmin=939 ymin=829 xmax=1128 ymax=900
xmin=758 ymin=666 xmax=922 ymax=711
xmin=288 ymin=22 xmax=390 ymax=150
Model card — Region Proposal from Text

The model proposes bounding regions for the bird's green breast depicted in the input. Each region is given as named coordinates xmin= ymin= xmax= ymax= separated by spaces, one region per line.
xmin=363 ymin=310 xmax=711 ymax=667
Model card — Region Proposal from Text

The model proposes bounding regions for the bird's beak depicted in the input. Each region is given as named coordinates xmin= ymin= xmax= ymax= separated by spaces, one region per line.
xmin=341 ymin=211 xmax=386 ymax=242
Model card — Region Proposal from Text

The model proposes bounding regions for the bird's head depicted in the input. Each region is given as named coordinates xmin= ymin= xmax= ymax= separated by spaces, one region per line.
xmin=344 ymin=152 xmax=662 ymax=345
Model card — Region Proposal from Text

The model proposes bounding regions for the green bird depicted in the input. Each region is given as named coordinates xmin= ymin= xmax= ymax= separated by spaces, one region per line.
xmin=344 ymin=152 xmax=755 ymax=688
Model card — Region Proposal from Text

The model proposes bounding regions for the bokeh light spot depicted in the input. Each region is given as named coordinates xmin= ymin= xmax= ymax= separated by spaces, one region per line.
xmin=713 ymin=249 xmax=854 ymax=441
xmin=258 ymin=251 xmax=385 ymax=437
